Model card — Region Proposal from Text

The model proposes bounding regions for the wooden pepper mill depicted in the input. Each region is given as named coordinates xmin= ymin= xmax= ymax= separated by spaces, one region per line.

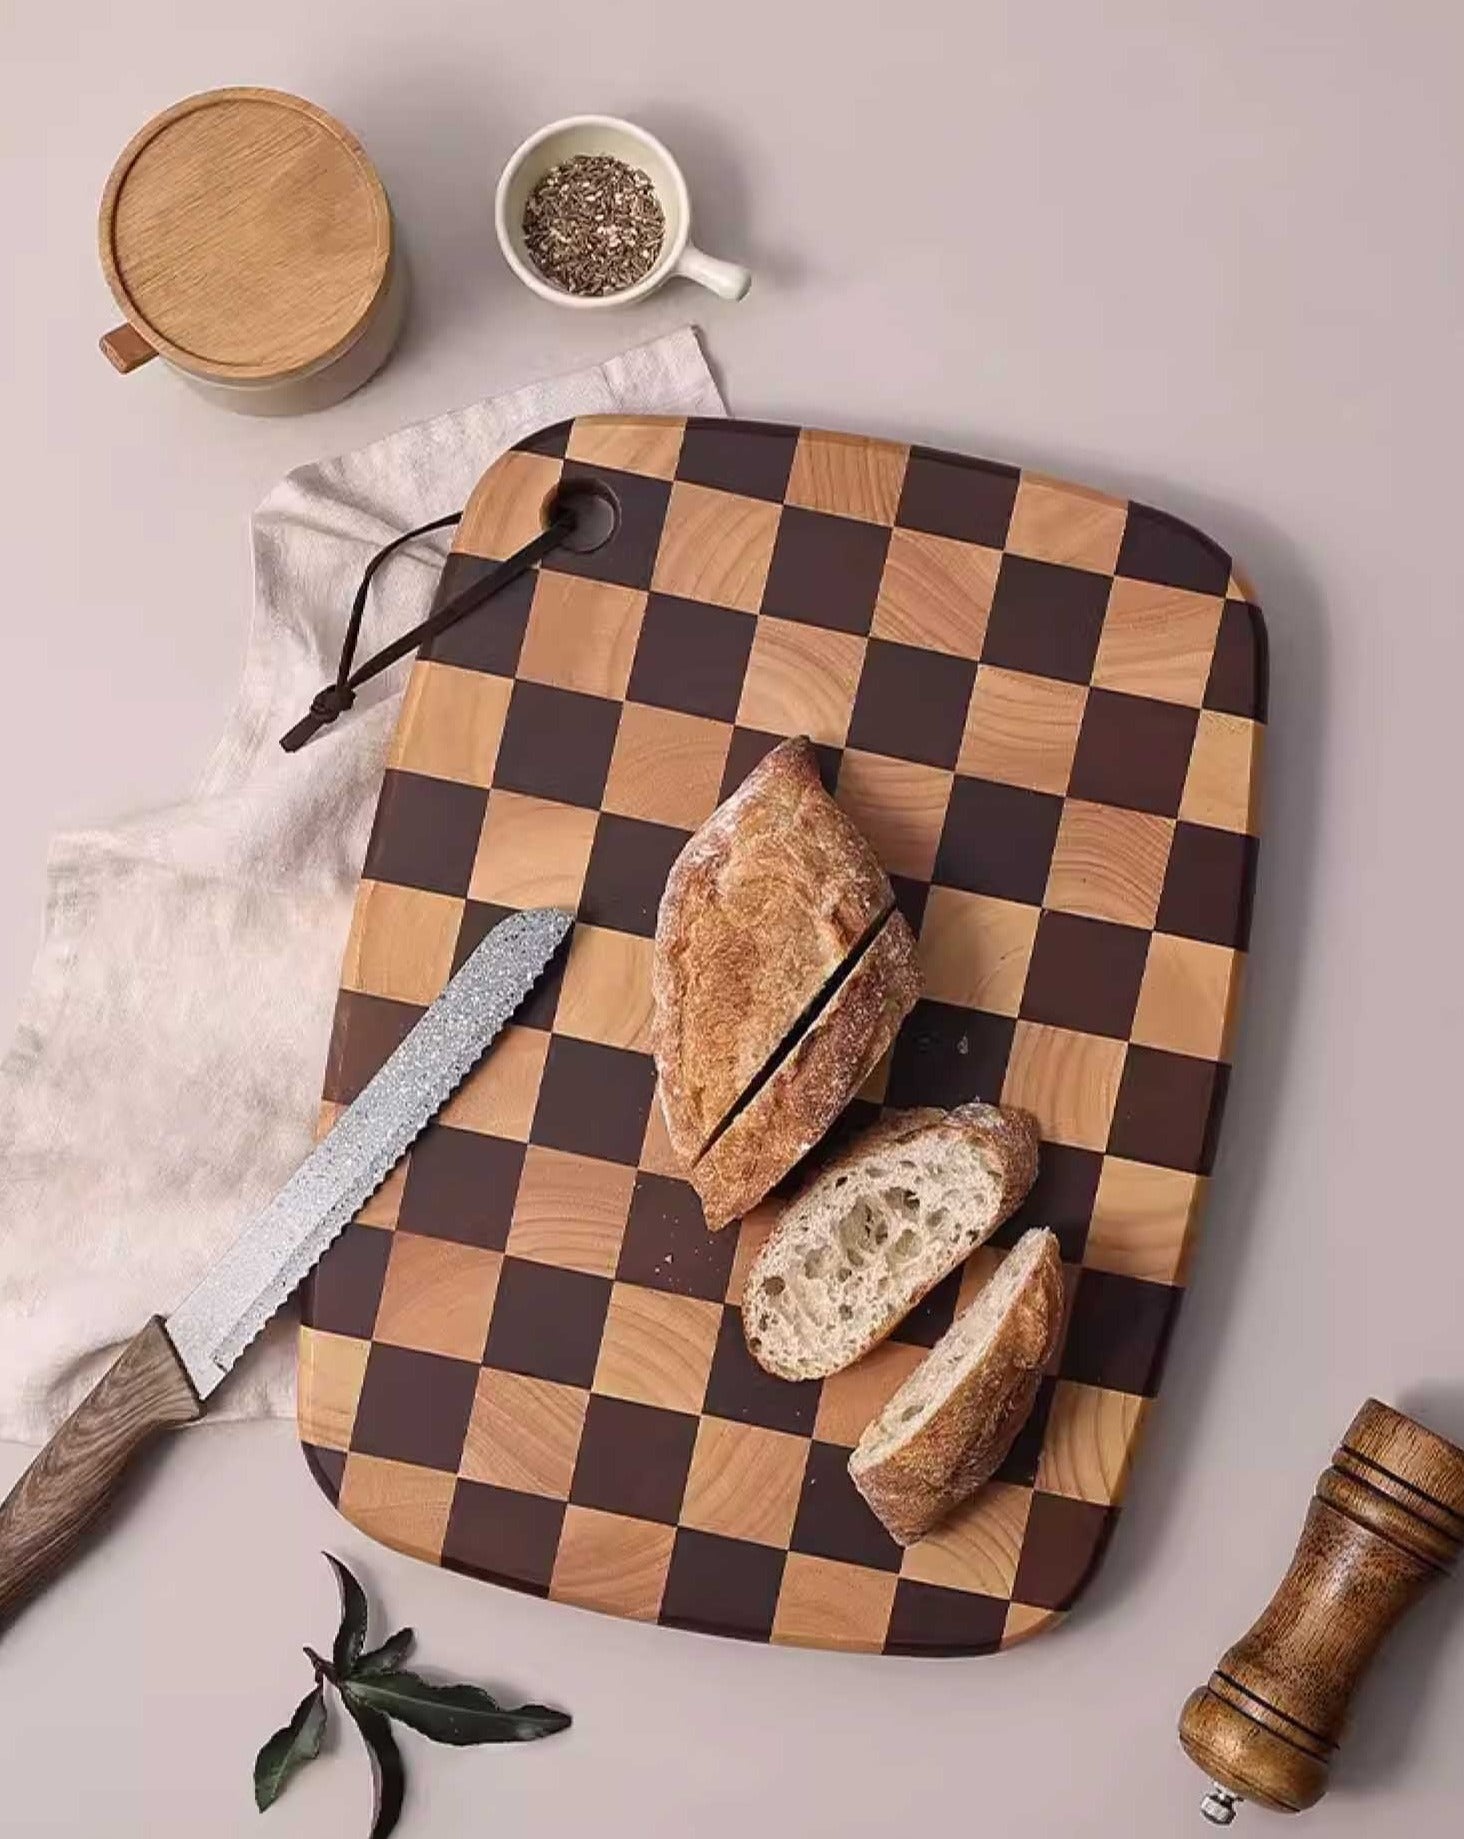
xmin=1180 ymin=1399 xmax=1464 ymax=1822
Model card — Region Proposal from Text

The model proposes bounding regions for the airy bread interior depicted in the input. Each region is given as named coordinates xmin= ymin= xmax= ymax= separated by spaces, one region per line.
xmin=742 ymin=1112 xmax=1011 ymax=1379
xmin=851 ymin=1228 xmax=1056 ymax=1469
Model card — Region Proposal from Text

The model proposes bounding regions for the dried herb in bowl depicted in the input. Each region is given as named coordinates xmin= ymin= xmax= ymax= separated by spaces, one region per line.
xmin=522 ymin=153 xmax=666 ymax=297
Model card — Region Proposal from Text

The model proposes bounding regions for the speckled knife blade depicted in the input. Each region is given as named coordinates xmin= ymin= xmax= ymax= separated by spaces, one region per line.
xmin=166 ymin=906 xmax=572 ymax=1398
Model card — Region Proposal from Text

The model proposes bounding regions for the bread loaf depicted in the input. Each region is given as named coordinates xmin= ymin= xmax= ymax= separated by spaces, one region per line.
xmin=651 ymin=735 xmax=919 ymax=1229
xmin=651 ymin=737 xmax=892 ymax=1166
xmin=688 ymin=910 xmax=920 ymax=1229
xmin=741 ymin=1103 xmax=1039 ymax=1377
xmin=849 ymin=1228 xmax=1064 ymax=1546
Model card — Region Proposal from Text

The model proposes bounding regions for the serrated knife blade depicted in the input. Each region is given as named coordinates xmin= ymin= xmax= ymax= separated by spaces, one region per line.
xmin=167 ymin=904 xmax=573 ymax=1397
xmin=1 ymin=904 xmax=573 ymax=1630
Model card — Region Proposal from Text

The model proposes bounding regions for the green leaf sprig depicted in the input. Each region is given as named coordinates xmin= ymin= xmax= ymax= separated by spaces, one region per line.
xmin=254 ymin=1554 xmax=571 ymax=1837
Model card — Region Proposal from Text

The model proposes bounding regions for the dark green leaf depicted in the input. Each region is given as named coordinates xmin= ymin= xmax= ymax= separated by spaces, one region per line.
xmin=351 ymin=1627 xmax=415 ymax=1678
xmin=326 ymin=1553 xmax=370 ymax=1673
xmin=342 ymin=1693 xmax=406 ymax=1839
xmin=254 ymin=1686 xmax=327 ymax=1813
xmin=344 ymin=1671 xmax=572 ymax=1746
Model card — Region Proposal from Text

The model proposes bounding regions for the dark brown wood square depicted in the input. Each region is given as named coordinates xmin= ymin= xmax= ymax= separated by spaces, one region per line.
xmin=628 ymin=593 xmax=757 ymax=722
xmin=761 ymin=505 xmax=890 ymax=634
xmin=363 ymin=770 xmax=486 ymax=896
xmin=1020 ymin=910 xmax=1152 ymax=1040
xmin=846 ymin=637 xmax=976 ymax=769
xmin=676 ymin=418 xmax=799 ymax=502
xmin=483 ymin=1257 xmax=611 ymax=1388
xmin=895 ymin=447 xmax=1019 ymax=548
xmin=617 ymin=1173 xmax=739 ymax=1302
xmin=569 ymin=1394 xmax=699 ymax=1524
xmin=396 ymin=1127 xmax=525 ymax=1249
xmin=531 ymin=1036 xmax=657 ymax=1164
xmin=660 ymin=1528 xmax=786 ymax=1640
xmin=983 ymin=554 xmax=1111 ymax=684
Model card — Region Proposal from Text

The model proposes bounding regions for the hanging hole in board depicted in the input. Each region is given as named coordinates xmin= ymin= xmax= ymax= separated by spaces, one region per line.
xmin=544 ymin=476 xmax=620 ymax=553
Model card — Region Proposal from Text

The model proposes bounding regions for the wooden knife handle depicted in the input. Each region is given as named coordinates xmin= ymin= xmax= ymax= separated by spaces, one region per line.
xmin=0 ymin=1320 xmax=200 ymax=1628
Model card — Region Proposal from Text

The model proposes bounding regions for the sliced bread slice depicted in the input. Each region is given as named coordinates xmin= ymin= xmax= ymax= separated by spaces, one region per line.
xmin=740 ymin=1102 xmax=1039 ymax=1378
xmin=849 ymin=1227 xmax=1064 ymax=1546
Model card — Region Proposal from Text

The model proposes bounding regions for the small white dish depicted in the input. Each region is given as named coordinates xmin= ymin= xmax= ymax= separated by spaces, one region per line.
xmin=495 ymin=114 xmax=752 ymax=309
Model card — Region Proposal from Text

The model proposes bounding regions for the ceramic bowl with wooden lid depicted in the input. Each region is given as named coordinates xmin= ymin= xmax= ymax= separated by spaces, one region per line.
xmin=98 ymin=87 xmax=405 ymax=416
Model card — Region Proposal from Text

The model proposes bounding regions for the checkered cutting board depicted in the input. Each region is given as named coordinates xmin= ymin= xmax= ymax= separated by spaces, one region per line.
xmin=298 ymin=417 xmax=1264 ymax=1656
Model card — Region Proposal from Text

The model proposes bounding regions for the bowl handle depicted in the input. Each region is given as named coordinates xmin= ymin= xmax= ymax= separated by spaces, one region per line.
xmin=100 ymin=324 xmax=158 ymax=374
xmin=674 ymin=244 xmax=752 ymax=302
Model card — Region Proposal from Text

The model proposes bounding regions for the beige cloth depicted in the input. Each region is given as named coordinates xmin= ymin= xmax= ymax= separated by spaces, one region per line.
xmin=0 ymin=329 xmax=724 ymax=1443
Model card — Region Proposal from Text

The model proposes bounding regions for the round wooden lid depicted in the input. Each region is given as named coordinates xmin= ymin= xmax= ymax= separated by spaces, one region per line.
xmin=98 ymin=88 xmax=392 ymax=383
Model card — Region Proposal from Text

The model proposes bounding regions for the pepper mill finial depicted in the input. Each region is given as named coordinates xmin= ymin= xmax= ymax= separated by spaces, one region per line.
xmin=1179 ymin=1398 xmax=1464 ymax=1820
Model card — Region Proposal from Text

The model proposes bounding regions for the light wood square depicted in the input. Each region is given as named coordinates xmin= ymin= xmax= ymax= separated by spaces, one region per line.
xmin=1132 ymin=931 xmax=1238 ymax=1061
xmin=460 ymin=1367 xmax=589 ymax=1498
xmin=507 ymin=1145 xmax=636 ymax=1277
xmin=1045 ymin=799 xmax=1175 ymax=929
xmin=873 ymin=526 xmax=1000 ymax=659
xmin=555 ymin=924 xmax=655 ymax=1053
xmin=389 ymin=662 xmax=512 ymax=787
xmin=337 ymin=1454 xmax=457 ymax=1565
xmin=959 ymin=666 xmax=1087 ymax=794
xmin=834 ymin=749 xmax=952 ymax=881
xmin=651 ymin=481 xmax=780 ymax=613
xmin=549 ymin=1505 xmax=675 ymax=1622
xmin=813 ymin=1339 xmax=928 ymax=1446
xmin=1001 ymin=1022 xmax=1126 ymax=1150
xmin=786 ymin=430 xmax=909 ymax=524
xmin=638 ymin=1093 xmax=684 ymax=1179
xmin=1086 ymin=1156 xmax=1204 ymax=1285
xmin=918 ymin=885 xmax=1039 ymax=1017
xmin=341 ymin=880 xmax=462 ymax=1008
xmin=1036 ymin=1381 xmax=1149 ymax=1505
xmin=440 ymin=1024 xmax=549 ymax=1140
xmin=593 ymin=1285 xmax=722 ymax=1415
xmin=1002 ymin=1601 xmax=1063 ymax=1649
xmin=297 ymin=1328 xmax=371 ymax=1451
xmin=519 ymin=572 xmax=646 ymax=701
xmin=725 ymin=1200 xmax=782 ymax=1306
xmin=1006 ymin=474 xmax=1127 ymax=574
xmin=682 ymin=1417 xmax=809 ymax=1546
xmin=900 ymin=1481 xmax=1033 ymax=1596
xmin=458 ymin=449 xmax=562 ymax=560
xmin=374 ymin=1234 xmax=501 ymax=1362
xmin=469 ymin=791 xmax=599 ymax=909
xmin=772 ymin=1554 xmax=898 ymax=1652
xmin=1180 ymin=710 xmax=1263 ymax=834
xmin=565 ymin=414 xmax=685 ymax=480
xmin=602 ymin=701 xmax=732 ymax=831
xmin=737 ymin=617 xmax=865 ymax=746
xmin=1093 ymin=578 xmax=1225 ymax=707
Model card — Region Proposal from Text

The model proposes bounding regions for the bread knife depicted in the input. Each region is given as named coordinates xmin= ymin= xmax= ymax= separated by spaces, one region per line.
xmin=0 ymin=904 xmax=573 ymax=1630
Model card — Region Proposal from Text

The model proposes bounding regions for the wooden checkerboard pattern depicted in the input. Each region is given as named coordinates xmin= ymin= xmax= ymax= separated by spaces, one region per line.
xmin=298 ymin=417 xmax=1264 ymax=1655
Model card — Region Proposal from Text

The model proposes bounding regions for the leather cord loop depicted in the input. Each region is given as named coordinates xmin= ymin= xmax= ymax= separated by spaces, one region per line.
xmin=280 ymin=507 xmax=575 ymax=752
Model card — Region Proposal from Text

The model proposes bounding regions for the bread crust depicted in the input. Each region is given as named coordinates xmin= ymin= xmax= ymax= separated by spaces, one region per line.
xmin=689 ymin=909 xmax=921 ymax=1229
xmin=651 ymin=737 xmax=892 ymax=1165
xmin=741 ymin=1102 xmax=1041 ymax=1375
xmin=849 ymin=1230 xmax=1065 ymax=1546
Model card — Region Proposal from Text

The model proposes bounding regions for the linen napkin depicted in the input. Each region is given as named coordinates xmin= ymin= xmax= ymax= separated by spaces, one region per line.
xmin=0 ymin=328 xmax=725 ymax=1443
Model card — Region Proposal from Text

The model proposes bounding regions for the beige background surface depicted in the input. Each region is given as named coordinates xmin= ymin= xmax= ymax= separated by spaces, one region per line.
xmin=3 ymin=4 xmax=1463 ymax=1834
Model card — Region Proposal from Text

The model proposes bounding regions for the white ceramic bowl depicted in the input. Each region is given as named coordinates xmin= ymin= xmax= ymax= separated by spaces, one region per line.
xmin=495 ymin=114 xmax=751 ymax=309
